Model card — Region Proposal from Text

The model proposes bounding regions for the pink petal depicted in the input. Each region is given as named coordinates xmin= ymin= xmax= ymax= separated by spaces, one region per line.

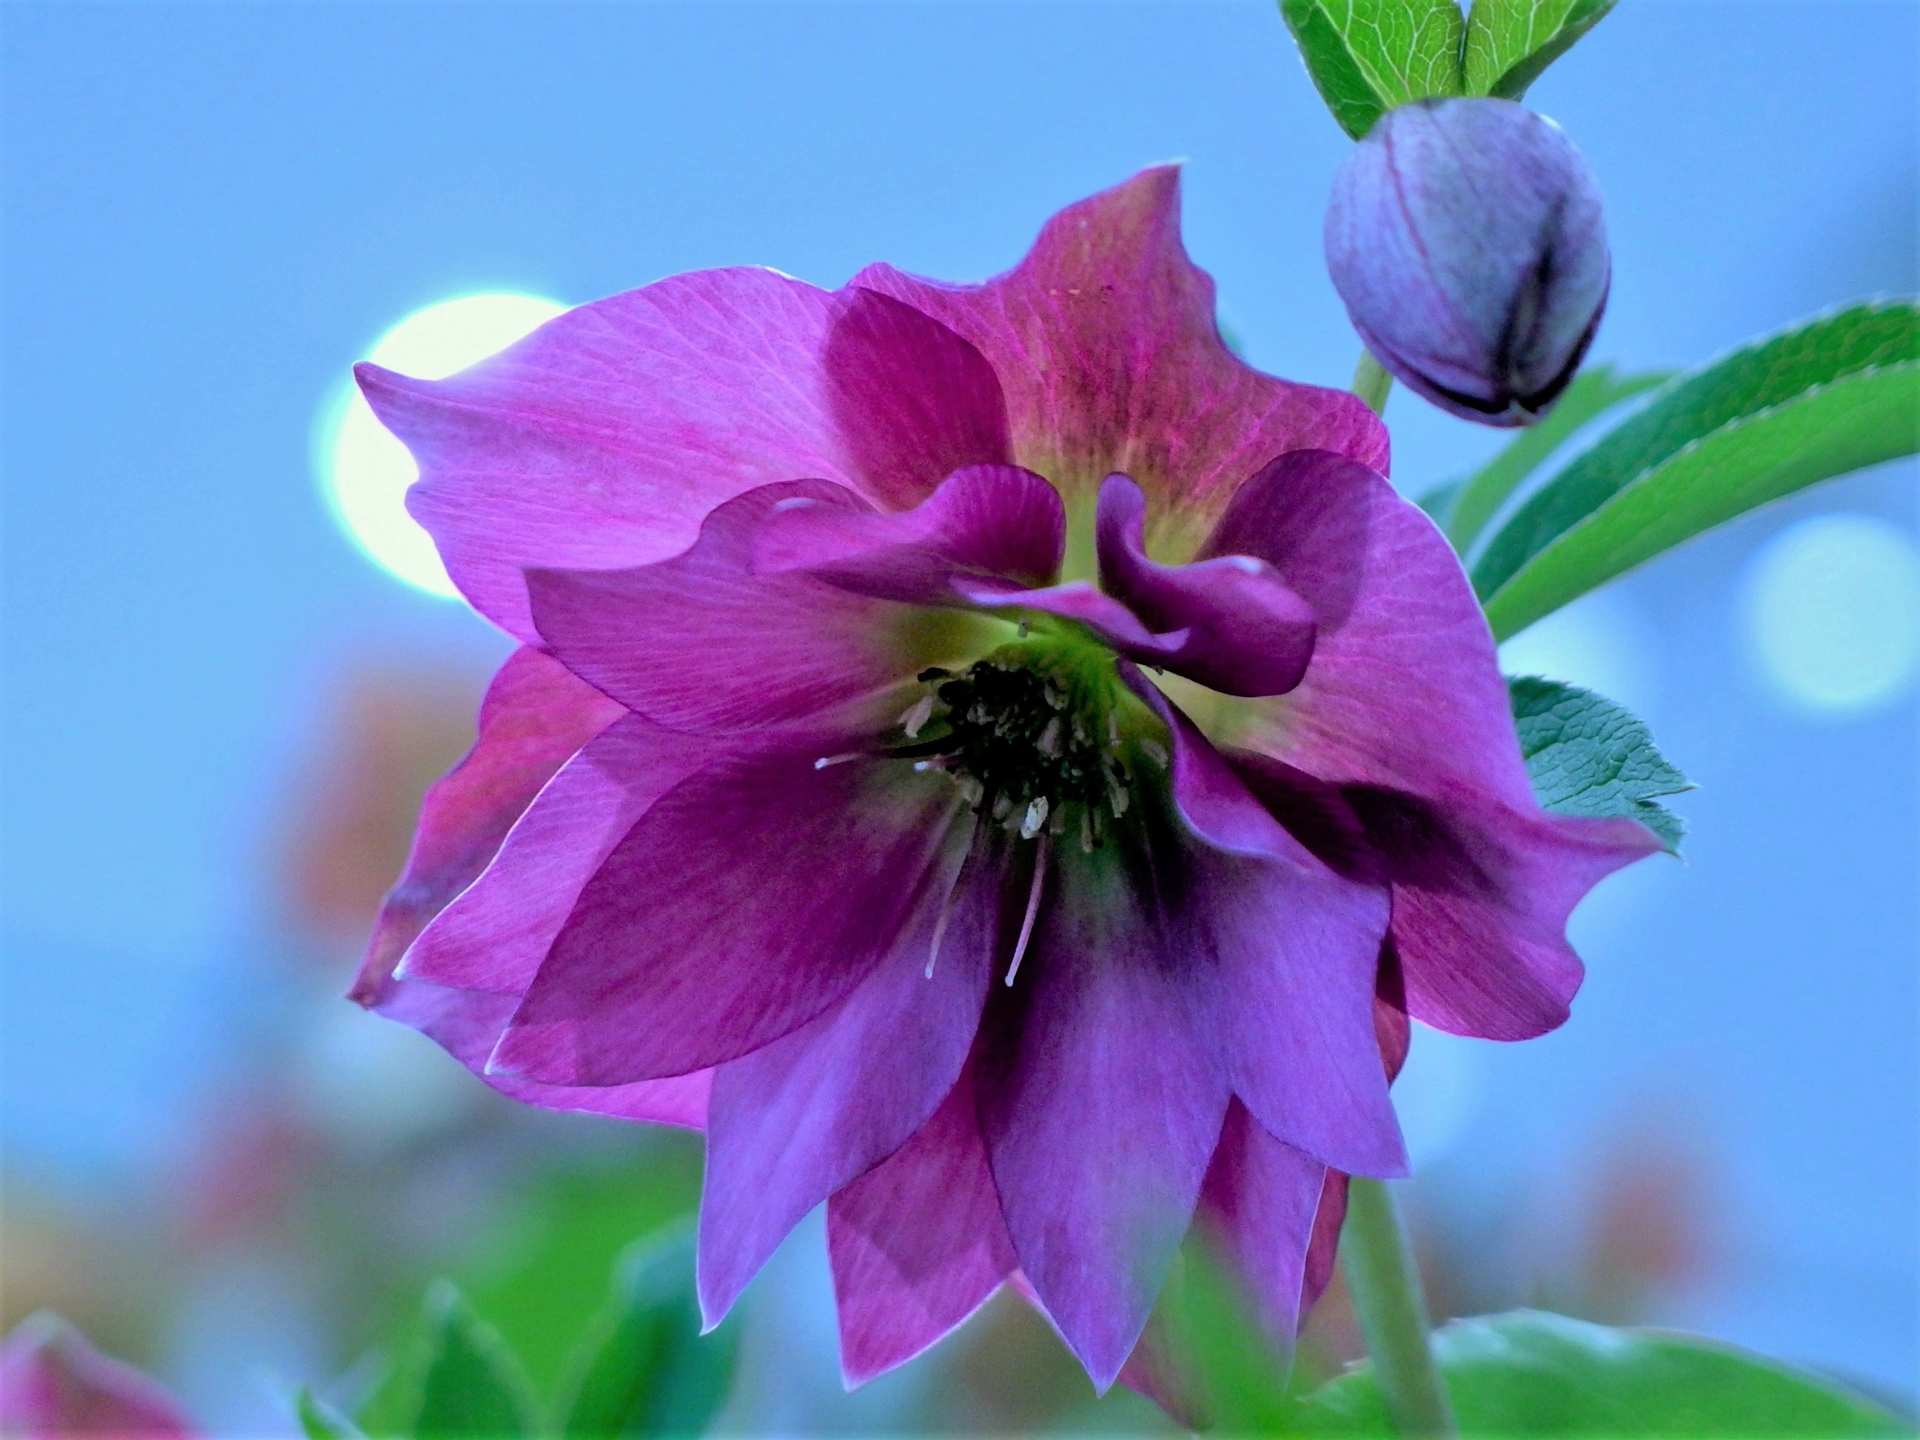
xmin=0 ymin=1314 xmax=196 ymax=1439
xmin=974 ymin=835 xmax=1233 ymax=1392
xmin=368 ymin=981 xmax=712 ymax=1129
xmin=360 ymin=278 xmax=1009 ymax=641
xmin=853 ymin=167 xmax=1386 ymax=542
xmin=949 ymin=576 xmax=1188 ymax=659
xmin=696 ymin=834 xmax=998 ymax=1326
xmin=828 ymin=1069 xmax=1018 ymax=1386
xmin=1202 ymin=448 xmax=1533 ymax=810
xmin=1202 ymin=450 xmax=1658 ymax=1040
xmin=752 ymin=463 xmax=1064 ymax=604
xmin=400 ymin=714 xmax=716 ymax=996
xmin=493 ymin=746 xmax=969 ymax=1086
xmin=350 ymin=647 xmax=624 ymax=1010
xmin=1194 ymin=1101 xmax=1328 ymax=1347
xmin=1368 ymin=788 xmax=1658 ymax=1039
xmin=1096 ymin=475 xmax=1316 ymax=697
xmin=527 ymin=482 xmax=922 ymax=735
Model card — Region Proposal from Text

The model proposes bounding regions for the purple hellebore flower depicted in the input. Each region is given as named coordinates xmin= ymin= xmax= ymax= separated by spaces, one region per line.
xmin=0 ymin=1315 xmax=197 ymax=1439
xmin=349 ymin=168 xmax=1656 ymax=1395
xmin=1326 ymin=97 xmax=1611 ymax=426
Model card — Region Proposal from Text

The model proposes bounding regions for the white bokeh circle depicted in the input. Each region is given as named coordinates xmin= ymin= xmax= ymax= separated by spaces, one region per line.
xmin=318 ymin=292 xmax=568 ymax=598
xmin=1743 ymin=513 xmax=1920 ymax=715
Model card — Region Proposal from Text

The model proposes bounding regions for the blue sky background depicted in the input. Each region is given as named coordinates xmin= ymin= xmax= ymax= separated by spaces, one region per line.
xmin=3 ymin=0 xmax=1915 ymax=1414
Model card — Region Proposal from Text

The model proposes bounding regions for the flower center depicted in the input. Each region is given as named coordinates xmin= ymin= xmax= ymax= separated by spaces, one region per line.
xmin=896 ymin=641 xmax=1163 ymax=852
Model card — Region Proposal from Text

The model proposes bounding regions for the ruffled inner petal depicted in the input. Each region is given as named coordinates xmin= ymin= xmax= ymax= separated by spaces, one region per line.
xmin=360 ymin=274 xmax=1009 ymax=641
xmin=527 ymin=482 xmax=963 ymax=735
xmin=1096 ymin=475 xmax=1316 ymax=697
xmin=1199 ymin=448 xmax=1536 ymax=811
xmin=827 ymin=1067 xmax=1019 ymax=1387
xmin=492 ymin=743 xmax=970 ymax=1087
xmin=752 ymin=463 xmax=1064 ymax=604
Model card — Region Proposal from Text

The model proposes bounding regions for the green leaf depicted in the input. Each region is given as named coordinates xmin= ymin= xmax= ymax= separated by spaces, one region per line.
xmin=1473 ymin=301 xmax=1920 ymax=642
xmin=406 ymin=1282 xmax=538 ymax=1440
xmin=1279 ymin=0 xmax=1466 ymax=140
xmin=1428 ymin=365 xmax=1671 ymax=553
xmin=1509 ymin=676 xmax=1690 ymax=852
xmin=297 ymin=1389 xmax=369 ymax=1440
xmin=554 ymin=1227 xmax=737 ymax=1439
xmin=1463 ymin=0 xmax=1616 ymax=99
xmin=1295 ymin=1310 xmax=1908 ymax=1435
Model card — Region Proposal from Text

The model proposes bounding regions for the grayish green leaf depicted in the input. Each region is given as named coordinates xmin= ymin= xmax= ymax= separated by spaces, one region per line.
xmin=1279 ymin=0 xmax=1466 ymax=139
xmin=1463 ymin=0 xmax=1616 ymax=99
xmin=1296 ymin=1310 xmax=1908 ymax=1435
xmin=555 ymin=1228 xmax=737 ymax=1439
xmin=1473 ymin=301 xmax=1920 ymax=641
xmin=407 ymin=1282 xmax=537 ymax=1440
xmin=1428 ymin=365 xmax=1670 ymax=553
xmin=1509 ymin=676 xmax=1689 ymax=852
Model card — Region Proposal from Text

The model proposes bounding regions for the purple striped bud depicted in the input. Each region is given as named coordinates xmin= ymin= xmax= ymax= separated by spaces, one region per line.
xmin=1326 ymin=97 xmax=1610 ymax=427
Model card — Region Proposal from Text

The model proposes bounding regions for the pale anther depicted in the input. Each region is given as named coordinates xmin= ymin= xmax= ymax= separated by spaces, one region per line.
xmin=900 ymin=694 xmax=936 ymax=738
xmin=1020 ymin=796 xmax=1050 ymax=839
xmin=814 ymin=753 xmax=861 ymax=769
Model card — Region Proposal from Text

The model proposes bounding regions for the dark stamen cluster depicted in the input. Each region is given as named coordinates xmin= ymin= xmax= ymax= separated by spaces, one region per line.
xmin=900 ymin=657 xmax=1140 ymax=850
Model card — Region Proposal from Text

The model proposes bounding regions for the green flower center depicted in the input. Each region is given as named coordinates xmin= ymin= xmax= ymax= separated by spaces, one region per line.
xmin=896 ymin=638 xmax=1164 ymax=852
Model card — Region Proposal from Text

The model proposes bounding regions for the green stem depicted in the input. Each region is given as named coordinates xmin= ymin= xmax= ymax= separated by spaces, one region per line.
xmin=1339 ymin=1178 xmax=1457 ymax=1438
xmin=1352 ymin=350 xmax=1394 ymax=415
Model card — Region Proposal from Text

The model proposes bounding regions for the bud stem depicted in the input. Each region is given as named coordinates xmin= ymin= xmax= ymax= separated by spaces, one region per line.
xmin=1338 ymin=1177 xmax=1458 ymax=1437
xmin=1351 ymin=350 xmax=1395 ymax=414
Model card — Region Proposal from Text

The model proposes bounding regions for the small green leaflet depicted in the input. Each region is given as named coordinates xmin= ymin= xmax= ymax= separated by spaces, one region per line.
xmin=1279 ymin=0 xmax=1466 ymax=139
xmin=1463 ymin=0 xmax=1617 ymax=99
xmin=405 ymin=1282 xmax=539 ymax=1440
xmin=554 ymin=1228 xmax=738 ymax=1439
xmin=296 ymin=1389 xmax=368 ymax=1440
xmin=1294 ymin=1309 xmax=1909 ymax=1435
xmin=1423 ymin=364 xmax=1671 ymax=555
xmin=1509 ymin=676 xmax=1689 ymax=852
xmin=1474 ymin=301 xmax=1920 ymax=642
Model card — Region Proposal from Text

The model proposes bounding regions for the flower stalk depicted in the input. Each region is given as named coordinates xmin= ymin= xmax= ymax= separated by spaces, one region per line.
xmin=1351 ymin=351 xmax=1394 ymax=415
xmin=1338 ymin=1177 xmax=1458 ymax=1437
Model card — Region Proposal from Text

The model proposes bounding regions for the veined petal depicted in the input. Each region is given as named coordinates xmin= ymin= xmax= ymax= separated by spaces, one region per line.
xmin=369 ymin=980 xmax=712 ymax=1130
xmin=1195 ymin=1101 xmax=1328 ymax=1348
xmin=493 ymin=745 xmax=969 ymax=1086
xmin=1201 ymin=449 xmax=1536 ymax=811
xmin=697 ymin=832 xmax=997 ymax=1327
xmin=350 ymin=646 xmax=625 ymax=1011
xmin=827 ymin=1069 xmax=1018 ymax=1387
xmin=527 ymin=482 xmax=962 ymax=734
xmin=1357 ymin=787 xmax=1657 ymax=1039
xmin=1097 ymin=475 xmax=1316 ymax=697
xmin=974 ymin=830 xmax=1232 ymax=1391
xmin=361 ymin=277 xmax=1009 ymax=641
xmin=852 ymin=167 xmax=1386 ymax=552
xmin=752 ymin=463 xmax=1064 ymax=603
xmin=400 ymin=714 xmax=716 ymax=996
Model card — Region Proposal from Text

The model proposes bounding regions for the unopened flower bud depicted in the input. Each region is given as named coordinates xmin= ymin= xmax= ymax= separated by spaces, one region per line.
xmin=1325 ymin=97 xmax=1610 ymax=427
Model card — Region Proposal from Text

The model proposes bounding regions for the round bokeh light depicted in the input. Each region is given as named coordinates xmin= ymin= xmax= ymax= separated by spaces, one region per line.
xmin=1743 ymin=512 xmax=1920 ymax=714
xmin=319 ymin=292 xmax=568 ymax=598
